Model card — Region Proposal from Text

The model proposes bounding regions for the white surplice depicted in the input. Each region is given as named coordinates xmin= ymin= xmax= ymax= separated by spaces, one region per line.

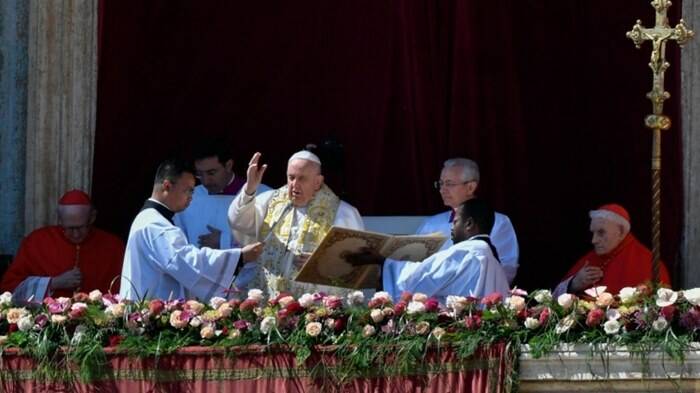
xmin=120 ymin=207 xmax=242 ymax=302
xmin=173 ymin=183 xmax=271 ymax=290
xmin=416 ymin=210 xmax=519 ymax=284
xmin=382 ymin=235 xmax=510 ymax=305
xmin=227 ymin=188 xmax=365 ymax=295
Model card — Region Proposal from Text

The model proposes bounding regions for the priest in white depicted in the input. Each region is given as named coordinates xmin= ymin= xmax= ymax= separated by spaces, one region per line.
xmin=347 ymin=199 xmax=510 ymax=304
xmin=174 ymin=143 xmax=271 ymax=290
xmin=120 ymin=159 xmax=262 ymax=302
xmin=228 ymin=150 xmax=365 ymax=297
xmin=416 ymin=158 xmax=519 ymax=284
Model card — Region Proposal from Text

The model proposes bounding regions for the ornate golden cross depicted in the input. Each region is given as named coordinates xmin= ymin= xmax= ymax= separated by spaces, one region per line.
xmin=626 ymin=0 xmax=693 ymax=286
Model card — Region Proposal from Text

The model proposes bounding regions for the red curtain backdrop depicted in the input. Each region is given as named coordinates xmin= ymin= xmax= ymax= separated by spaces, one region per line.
xmin=93 ymin=1 xmax=683 ymax=291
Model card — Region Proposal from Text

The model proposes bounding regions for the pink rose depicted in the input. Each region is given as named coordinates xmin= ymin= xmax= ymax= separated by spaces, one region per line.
xmin=481 ymin=292 xmax=503 ymax=308
xmin=586 ymin=308 xmax=605 ymax=327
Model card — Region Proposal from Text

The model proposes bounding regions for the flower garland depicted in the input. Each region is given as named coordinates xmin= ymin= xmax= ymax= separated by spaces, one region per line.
xmin=0 ymin=285 xmax=698 ymax=383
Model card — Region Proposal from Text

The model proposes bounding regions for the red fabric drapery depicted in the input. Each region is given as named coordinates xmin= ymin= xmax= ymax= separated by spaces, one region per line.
xmin=0 ymin=344 xmax=510 ymax=392
xmin=93 ymin=2 xmax=683 ymax=291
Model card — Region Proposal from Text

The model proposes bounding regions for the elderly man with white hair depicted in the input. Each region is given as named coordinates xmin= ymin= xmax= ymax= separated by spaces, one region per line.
xmin=416 ymin=158 xmax=519 ymax=284
xmin=228 ymin=150 xmax=364 ymax=297
xmin=553 ymin=203 xmax=671 ymax=296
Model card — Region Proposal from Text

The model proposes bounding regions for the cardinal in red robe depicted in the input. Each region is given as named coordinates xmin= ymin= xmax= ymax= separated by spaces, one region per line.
xmin=554 ymin=204 xmax=671 ymax=296
xmin=0 ymin=190 xmax=125 ymax=301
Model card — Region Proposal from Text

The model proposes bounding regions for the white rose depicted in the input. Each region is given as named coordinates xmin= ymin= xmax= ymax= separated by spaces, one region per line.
xmin=189 ymin=316 xmax=202 ymax=328
xmin=446 ymin=296 xmax=468 ymax=314
xmin=278 ymin=296 xmax=295 ymax=308
xmin=652 ymin=317 xmax=668 ymax=332
xmin=603 ymin=319 xmax=621 ymax=335
xmin=260 ymin=316 xmax=277 ymax=334
xmin=0 ymin=292 xmax=13 ymax=306
xmin=533 ymin=290 xmax=553 ymax=304
xmin=557 ymin=293 xmax=575 ymax=309
xmin=200 ymin=325 xmax=215 ymax=339
xmin=412 ymin=293 xmax=428 ymax=303
xmin=507 ymin=296 xmax=526 ymax=312
xmin=209 ymin=297 xmax=227 ymax=309
xmin=88 ymin=290 xmax=103 ymax=303
xmin=682 ymin=288 xmax=700 ymax=306
xmin=431 ymin=327 xmax=446 ymax=339
xmin=605 ymin=308 xmax=621 ymax=321
xmin=406 ymin=301 xmax=426 ymax=315
xmin=298 ymin=293 xmax=315 ymax=308
xmin=248 ymin=289 xmax=264 ymax=302
xmin=370 ymin=309 xmax=384 ymax=323
xmin=324 ymin=318 xmax=336 ymax=330
xmin=618 ymin=287 xmax=638 ymax=304
xmin=305 ymin=321 xmax=322 ymax=337
xmin=372 ymin=291 xmax=391 ymax=303
xmin=71 ymin=302 xmax=88 ymax=311
xmin=524 ymin=317 xmax=541 ymax=330
xmin=51 ymin=314 xmax=67 ymax=325
xmin=656 ymin=288 xmax=678 ymax=307
xmin=595 ymin=292 xmax=614 ymax=308
xmin=362 ymin=324 xmax=376 ymax=337
xmin=346 ymin=290 xmax=365 ymax=306
xmin=17 ymin=316 xmax=33 ymax=332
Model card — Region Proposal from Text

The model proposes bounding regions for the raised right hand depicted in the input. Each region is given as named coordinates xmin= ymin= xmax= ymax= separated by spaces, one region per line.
xmin=241 ymin=242 xmax=264 ymax=262
xmin=244 ymin=152 xmax=268 ymax=195
xmin=50 ymin=267 xmax=82 ymax=290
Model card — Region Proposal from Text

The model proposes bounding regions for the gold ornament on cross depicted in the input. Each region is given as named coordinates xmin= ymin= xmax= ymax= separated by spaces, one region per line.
xmin=626 ymin=0 xmax=693 ymax=286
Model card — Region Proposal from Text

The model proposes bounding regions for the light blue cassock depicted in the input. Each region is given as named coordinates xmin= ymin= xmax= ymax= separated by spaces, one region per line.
xmin=382 ymin=235 xmax=510 ymax=305
xmin=121 ymin=206 xmax=243 ymax=302
xmin=416 ymin=210 xmax=519 ymax=284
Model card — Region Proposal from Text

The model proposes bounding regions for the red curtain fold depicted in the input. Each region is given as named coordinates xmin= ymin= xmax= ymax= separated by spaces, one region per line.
xmin=94 ymin=1 xmax=683 ymax=291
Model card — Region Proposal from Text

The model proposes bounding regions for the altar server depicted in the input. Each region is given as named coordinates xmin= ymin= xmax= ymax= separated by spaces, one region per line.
xmin=120 ymin=159 xmax=262 ymax=301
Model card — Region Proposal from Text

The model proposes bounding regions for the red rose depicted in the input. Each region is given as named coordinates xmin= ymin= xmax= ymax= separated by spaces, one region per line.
xmin=424 ymin=298 xmax=439 ymax=312
xmin=393 ymin=301 xmax=407 ymax=315
xmin=480 ymin=293 xmax=503 ymax=307
xmin=239 ymin=299 xmax=258 ymax=311
xmin=149 ymin=299 xmax=165 ymax=315
xmin=586 ymin=308 xmax=605 ymax=327
xmin=539 ymin=307 xmax=551 ymax=325
xmin=465 ymin=314 xmax=482 ymax=330
xmin=72 ymin=292 xmax=89 ymax=302
xmin=285 ymin=301 xmax=303 ymax=315
xmin=660 ymin=305 xmax=677 ymax=321
xmin=400 ymin=291 xmax=413 ymax=303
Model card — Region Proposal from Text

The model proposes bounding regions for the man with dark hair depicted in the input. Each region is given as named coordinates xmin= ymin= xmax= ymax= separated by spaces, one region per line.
xmin=120 ymin=159 xmax=263 ymax=301
xmin=1 ymin=190 xmax=124 ymax=302
xmin=174 ymin=141 xmax=270 ymax=249
xmin=348 ymin=199 xmax=509 ymax=304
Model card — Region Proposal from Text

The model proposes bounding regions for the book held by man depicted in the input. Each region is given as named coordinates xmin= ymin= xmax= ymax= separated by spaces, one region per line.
xmin=294 ymin=226 xmax=447 ymax=289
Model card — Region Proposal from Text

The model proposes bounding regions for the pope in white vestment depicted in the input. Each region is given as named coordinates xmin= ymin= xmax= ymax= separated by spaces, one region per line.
xmin=416 ymin=211 xmax=518 ymax=283
xmin=383 ymin=235 xmax=510 ymax=304
xmin=228 ymin=150 xmax=365 ymax=297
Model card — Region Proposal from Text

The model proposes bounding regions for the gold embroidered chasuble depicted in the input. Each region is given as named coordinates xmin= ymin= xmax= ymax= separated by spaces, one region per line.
xmin=253 ymin=184 xmax=342 ymax=297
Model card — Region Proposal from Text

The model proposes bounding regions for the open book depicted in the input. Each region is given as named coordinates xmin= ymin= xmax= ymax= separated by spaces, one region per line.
xmin=294 ymin=226 xmax=447 ymax=289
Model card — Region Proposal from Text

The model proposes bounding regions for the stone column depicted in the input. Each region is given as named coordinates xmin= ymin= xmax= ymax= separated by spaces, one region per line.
xmin=681 ymin=1 xmax=700 ymax=289
xmin=0 ymin=1 xmax=29 ymax=255
xmin=24 ymin=0 xmax=98 ymax=232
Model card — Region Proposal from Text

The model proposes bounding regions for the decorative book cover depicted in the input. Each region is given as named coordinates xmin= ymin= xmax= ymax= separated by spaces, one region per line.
xmin=294 ymin=226 xmax=446 ymax=289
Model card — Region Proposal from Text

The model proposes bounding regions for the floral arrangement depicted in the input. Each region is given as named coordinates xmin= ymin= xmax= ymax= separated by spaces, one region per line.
xmin=0 ymin=285 xmax=698 ymax=383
